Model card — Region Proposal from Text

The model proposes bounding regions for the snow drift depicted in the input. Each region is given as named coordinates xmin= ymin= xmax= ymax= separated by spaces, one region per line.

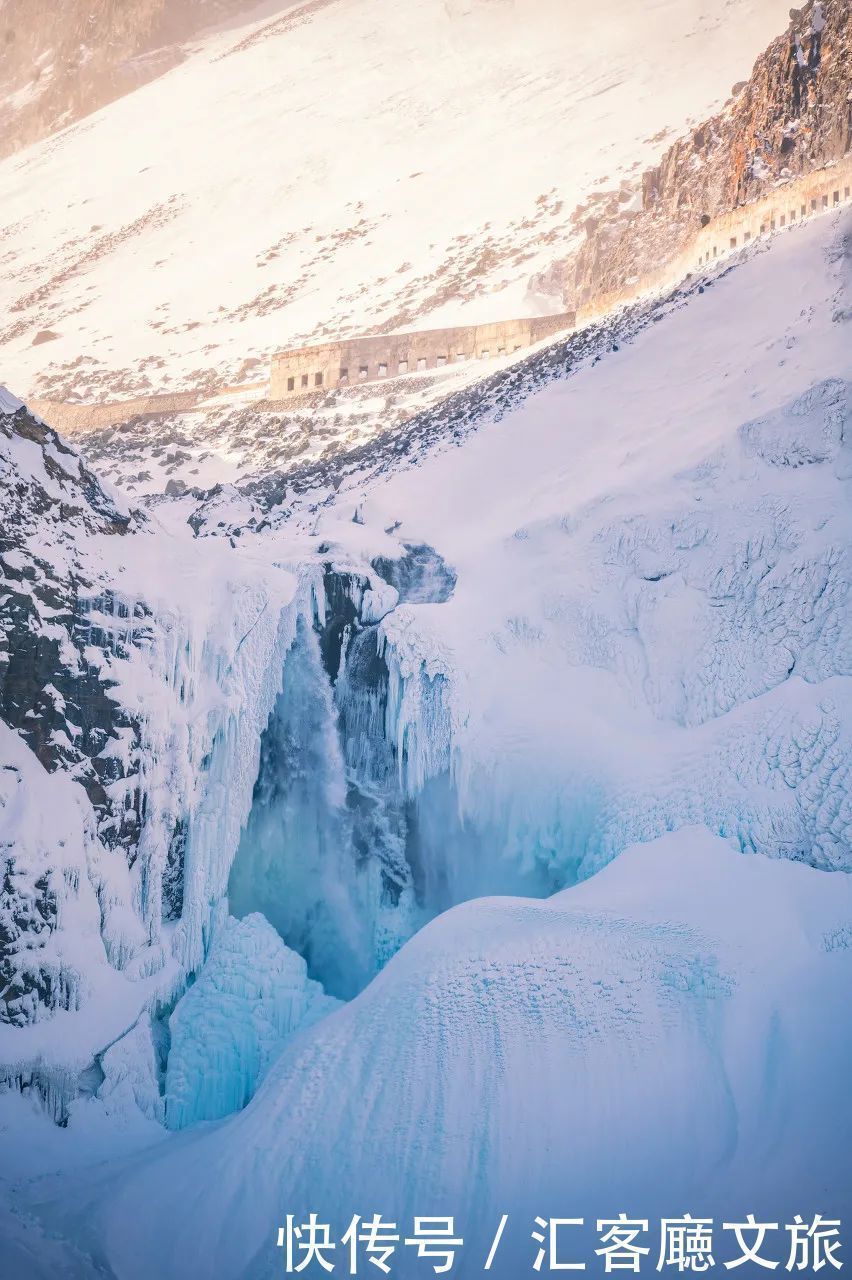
xmin=28 ymin=830 xmax=852 ymax=1279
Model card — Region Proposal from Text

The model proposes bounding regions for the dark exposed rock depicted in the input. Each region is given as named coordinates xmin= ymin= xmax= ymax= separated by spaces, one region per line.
xmin=0 ymin=399 xmax=163 ymax=1026
xmin=0 ymin=857 xmax=57 ymax=1027
xmin=372 ymin=543 xmax=457 ymax=605
xmin=0 ymin=401 xmax=149 ymax=861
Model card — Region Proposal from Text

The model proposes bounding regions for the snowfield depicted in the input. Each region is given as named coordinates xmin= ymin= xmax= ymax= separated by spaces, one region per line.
xmin=0 ymin=183 xmax=850 ymax=1277
xmin=0 ymin=0 xmax=790 ymax=407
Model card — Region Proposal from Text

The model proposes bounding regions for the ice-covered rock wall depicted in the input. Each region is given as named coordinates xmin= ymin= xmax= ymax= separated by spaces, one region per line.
xmin=351 ymin=379 xmax=852 ymax=893
xmin=0 ymin=394 xmax=307 ymax=1117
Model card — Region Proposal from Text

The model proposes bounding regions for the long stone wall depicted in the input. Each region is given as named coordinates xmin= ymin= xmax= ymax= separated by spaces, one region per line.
xmin=28 ymin=390 xmax=206 ymax=433
xmin=577 ymin=154 xmax=852 ymax=325
xmin=269 ymin=313 xmax=575 ymax=399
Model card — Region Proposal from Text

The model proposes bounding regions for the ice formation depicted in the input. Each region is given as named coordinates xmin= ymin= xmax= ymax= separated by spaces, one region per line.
xmin=165 ymin=913 xmax=338 ymax=1129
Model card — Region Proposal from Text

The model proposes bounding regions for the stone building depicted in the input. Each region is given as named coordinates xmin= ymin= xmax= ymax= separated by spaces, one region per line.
xmin=269 ymin=313 xmax=575 ymax=399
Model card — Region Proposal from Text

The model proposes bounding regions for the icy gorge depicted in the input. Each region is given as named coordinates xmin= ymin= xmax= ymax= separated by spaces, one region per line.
xmin=1 ymin=0 xmax=851 ymax=1277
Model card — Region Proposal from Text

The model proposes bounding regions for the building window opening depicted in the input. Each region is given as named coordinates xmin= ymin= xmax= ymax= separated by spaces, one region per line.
xmin=455 ymin=352 xmax=467 ymax=362
xmin=480 ymin=349 xmax=489 ymax=359
xmin=286 ymin=376 xmax=295 ymax=392
xmin=811 ymin=199 xmax=818 ymax=211
xmin=378 ymin=363 xmax=388 ymax=377
xmin=434 ymin=356 xmax=444 ymax=368
xmin=790 ymin=209 xmax=797 ymax=221
xmin=314 ymin=372 xmax=323 ymax=387
xmin=301 ymin=374 xmax=309 ymax=388
xmin=359 ymin=366 xmax=368 ymax=381
xmin=845 ymin=187 xmax=850 ymax=199
xmin=498 ymin=347 xmax=506 ymax=355
xmin=834 ymin=191 xmax=840 ymax=205
xmin=822 ymin=195 xmax=828 ymax=208
xmin=744 ymin=232 xmax=751 ymax=243
xmin=398 ymin=360 xmax=408 ymax=374
xmin=780 ymin=214 xmax=786 ymax=227
xmin=339 ymin=368 xmax=349 ymax=384
xmin=730 ymin=236 xmax=737 ymax=248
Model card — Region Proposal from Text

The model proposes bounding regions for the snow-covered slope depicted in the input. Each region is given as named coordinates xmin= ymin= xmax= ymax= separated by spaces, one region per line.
xmin=281 ymin=209 xmax=852 ymax=907
xmin=0 ymin=0 xmax=789 ymax=407
xmin=0 ymin=0 xmax=258 ymax=159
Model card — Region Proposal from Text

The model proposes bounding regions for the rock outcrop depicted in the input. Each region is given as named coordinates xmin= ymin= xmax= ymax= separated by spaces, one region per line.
xmin=555 ymin=0 xmax=852 ymax=306
xmin=0 ymin=392 xmax=147 ymax=859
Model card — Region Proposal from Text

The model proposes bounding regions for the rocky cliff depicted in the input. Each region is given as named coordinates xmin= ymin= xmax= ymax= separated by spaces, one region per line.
xmin=0 ymin=392 xmax=148 ymax=856
xmin=0 ymin=391 xmax=151 ymax=1028
xmin=553 ymin=0 xmax=852 ymax=306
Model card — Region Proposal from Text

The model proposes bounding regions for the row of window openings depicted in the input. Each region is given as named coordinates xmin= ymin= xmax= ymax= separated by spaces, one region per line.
xmin=697 ymin=188 xmax=851 ymax=265
xmin=284 ymin=345 xmax=523 ymax=391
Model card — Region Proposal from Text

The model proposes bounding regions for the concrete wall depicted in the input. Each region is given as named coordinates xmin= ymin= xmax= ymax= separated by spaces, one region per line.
xmin=269 ymin=313 xmax=575 ymax=399
xmin=577 ymin=154 xmax=852 ymax=326
xmin=29 ymin=390 xmax=205 ymax=433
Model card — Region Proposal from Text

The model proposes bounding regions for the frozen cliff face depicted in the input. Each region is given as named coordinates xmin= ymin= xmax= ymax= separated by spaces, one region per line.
xmin=0 ymin=397 xmax=152 ymax=1043
xmin=35 ymin=830 xmax=852 ymax=1280
xmin=0 ymin=721 xmax=140 ymax=1035
xmin=0 ymin=388 xmax=307 ymax=1116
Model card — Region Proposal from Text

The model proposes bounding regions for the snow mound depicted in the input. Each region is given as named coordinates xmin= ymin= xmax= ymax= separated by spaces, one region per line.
xmin=35 ymin=831 xmax=852 ymax=1280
